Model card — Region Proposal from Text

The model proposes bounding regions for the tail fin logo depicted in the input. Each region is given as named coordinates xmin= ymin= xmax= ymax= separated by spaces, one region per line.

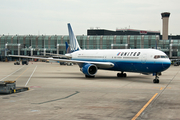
xmin=65 ymin=42 xmax=71 ymax=53
xmin=67 ymin=23 xmax=81 ymax=52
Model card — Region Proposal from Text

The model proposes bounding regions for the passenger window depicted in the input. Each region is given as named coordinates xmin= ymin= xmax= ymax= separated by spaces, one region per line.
xmin=127 ymin=52 xmax=130 ymax=56
xmin=133 ymin=52 xmax=137 ymax=56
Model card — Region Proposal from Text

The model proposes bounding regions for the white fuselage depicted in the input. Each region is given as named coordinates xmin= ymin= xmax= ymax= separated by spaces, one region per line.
xmin=70 ymin=49 xmax=171 ymax=73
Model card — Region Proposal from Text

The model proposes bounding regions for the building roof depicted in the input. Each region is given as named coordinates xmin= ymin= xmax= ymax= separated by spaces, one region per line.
xmin=116 ymin=28 xmax=160 ymax=33
xmin=87 ymin=28 xmax=160 ymax=35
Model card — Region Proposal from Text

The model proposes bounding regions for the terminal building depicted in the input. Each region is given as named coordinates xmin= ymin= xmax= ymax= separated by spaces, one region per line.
xmin=0 ymin=12 xmax=180 ymax=61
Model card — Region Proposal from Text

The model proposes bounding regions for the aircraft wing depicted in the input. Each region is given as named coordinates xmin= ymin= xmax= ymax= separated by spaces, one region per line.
xmin=40 ymin=53 xmax=72 ymax=58
xmin=9 ymin=55 xmax=114 ymax=68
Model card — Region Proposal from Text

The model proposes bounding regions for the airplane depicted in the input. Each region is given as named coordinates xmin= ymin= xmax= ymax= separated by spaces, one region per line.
xmin=9 ymin=23 xmax=171 ymax=83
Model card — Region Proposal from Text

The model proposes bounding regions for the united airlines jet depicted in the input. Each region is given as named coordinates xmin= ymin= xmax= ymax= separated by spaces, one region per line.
xmin=9 ymin=23 xmax=171 ymax=83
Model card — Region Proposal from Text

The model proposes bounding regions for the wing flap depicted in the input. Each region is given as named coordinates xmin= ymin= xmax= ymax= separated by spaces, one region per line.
xmin=41 ymin=53 xmax=72 ymax=58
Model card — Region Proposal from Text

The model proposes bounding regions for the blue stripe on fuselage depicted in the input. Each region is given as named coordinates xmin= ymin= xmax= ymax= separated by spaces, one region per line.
xmin=73 ymin=58 xmax=170 ymax=73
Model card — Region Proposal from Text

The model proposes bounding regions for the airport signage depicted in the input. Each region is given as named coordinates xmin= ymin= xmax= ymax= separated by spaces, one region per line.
xmin=140 ymin=31 xmax=147 ymax=34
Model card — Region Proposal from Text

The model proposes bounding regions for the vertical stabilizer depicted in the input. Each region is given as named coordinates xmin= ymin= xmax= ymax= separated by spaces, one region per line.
xmin=67 ymin=23 xmax=81 ymax=52
xmin=65 ymin=42 xmax=71 ymax=53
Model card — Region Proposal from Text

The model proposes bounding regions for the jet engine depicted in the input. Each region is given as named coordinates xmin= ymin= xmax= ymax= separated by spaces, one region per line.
xmin=80 ymin=63 xmax=98 ymax=76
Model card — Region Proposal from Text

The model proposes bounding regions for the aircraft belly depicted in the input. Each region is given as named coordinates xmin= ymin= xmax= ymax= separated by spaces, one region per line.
xmin=72 ymin=58 xmax=168 ymax=73
xmin=103 ymin=61 xmax=167 ymax=73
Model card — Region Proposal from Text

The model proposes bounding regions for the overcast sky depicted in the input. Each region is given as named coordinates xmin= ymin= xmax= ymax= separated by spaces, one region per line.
xmin=0 ymin=0 xmax=180 ymax=35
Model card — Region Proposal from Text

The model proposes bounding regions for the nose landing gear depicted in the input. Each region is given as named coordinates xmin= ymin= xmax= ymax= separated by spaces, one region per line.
xmin=153 ymin=73 xmax=159 ymax=83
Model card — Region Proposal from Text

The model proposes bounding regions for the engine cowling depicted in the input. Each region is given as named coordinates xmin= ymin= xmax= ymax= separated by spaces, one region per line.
xmin=81 ymin=64 xmax=98 ymax=76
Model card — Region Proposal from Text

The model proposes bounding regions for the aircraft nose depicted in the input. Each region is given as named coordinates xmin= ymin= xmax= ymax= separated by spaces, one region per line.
xmin=163 ymin=59 xmax=171 ymax=70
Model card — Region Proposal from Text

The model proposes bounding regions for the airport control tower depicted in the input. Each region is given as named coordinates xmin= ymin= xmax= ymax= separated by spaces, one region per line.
xmin=161 ymin=12 xmax=170 ymax=40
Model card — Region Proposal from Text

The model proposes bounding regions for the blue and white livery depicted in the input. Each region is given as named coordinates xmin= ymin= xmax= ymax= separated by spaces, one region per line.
xmin=68 ymin=24 xmax=81 ymax=52
xmin=9 ymin=23 xmax=171 ymax=83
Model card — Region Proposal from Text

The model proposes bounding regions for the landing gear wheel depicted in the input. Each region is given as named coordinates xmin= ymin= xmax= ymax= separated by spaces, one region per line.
xmin=117 ymin=73 xmax=120 ymax=77
xmin=117 ymin=73 xmax=127 ymax=77
xmin=153 ymin=79 xmax=159 ymax=83
xmin=85 ymin=75 xmax=95 ymax=78
xmin=156 ymin=79 xmax=159 ymax=83
xmin=123 ymin=73 xmax=127 ymax=77
xmin=153 ymin=73 xmax=160 ymax=83
xmin=153 ymin=79 xmax=156 ymax=83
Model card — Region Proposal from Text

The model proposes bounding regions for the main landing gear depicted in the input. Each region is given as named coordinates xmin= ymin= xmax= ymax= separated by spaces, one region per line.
xmin=117 ymin=72 xmax=127 ymax=77
xmin=153 ymin=73 xmax=159 ymax=83
xmin=85 ymin=75 xmax=95 ymax=78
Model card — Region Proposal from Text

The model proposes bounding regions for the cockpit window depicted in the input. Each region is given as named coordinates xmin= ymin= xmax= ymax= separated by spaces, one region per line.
xmin=154 ymin=55 xmax=160 ymax=59
xmin=160 ymin=55 xmax=168 ymax=58
xmin=154 ymin=55 xmax=168 ymax=59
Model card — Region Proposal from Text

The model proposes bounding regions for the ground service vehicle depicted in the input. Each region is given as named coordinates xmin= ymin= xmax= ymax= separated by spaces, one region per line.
xmin=22 ymin=60 xmax=28 ymax=65
xmin=14 ymin=61 xmax=20 ymax=65
xmin=0 ymin=81 xmax=16 ymax=94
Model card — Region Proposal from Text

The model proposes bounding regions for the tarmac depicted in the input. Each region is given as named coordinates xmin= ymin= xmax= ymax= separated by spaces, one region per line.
xmin=0 ymin=61 xmax=180 ymax=120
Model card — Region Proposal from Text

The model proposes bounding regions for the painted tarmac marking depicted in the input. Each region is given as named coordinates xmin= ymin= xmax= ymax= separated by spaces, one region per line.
xmin=131 ymin=93 xmax=158 ymax=120
xmin=14 ymin=67 xmax=29 ymax=80
xmin=30 ymin=86 xmax=41 ymax=88
xmin=25 ymin=65 xmax=37 ymax=87
xmin=160 ymin=87 xmax=164 ymax=90
xmin=32 ymin=91 xmax=79 ymax=104
xmin=153 ymin=87 xmax=171 ymax=90
xmin=0 ymin=66 xmax=24 ymax=81
xmin=159 ymin=87 xmax=171 ymax=90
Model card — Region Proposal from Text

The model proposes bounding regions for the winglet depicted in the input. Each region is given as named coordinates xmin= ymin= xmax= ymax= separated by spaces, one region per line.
xmin=67 ymin=23 xmax=81 ymax=52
